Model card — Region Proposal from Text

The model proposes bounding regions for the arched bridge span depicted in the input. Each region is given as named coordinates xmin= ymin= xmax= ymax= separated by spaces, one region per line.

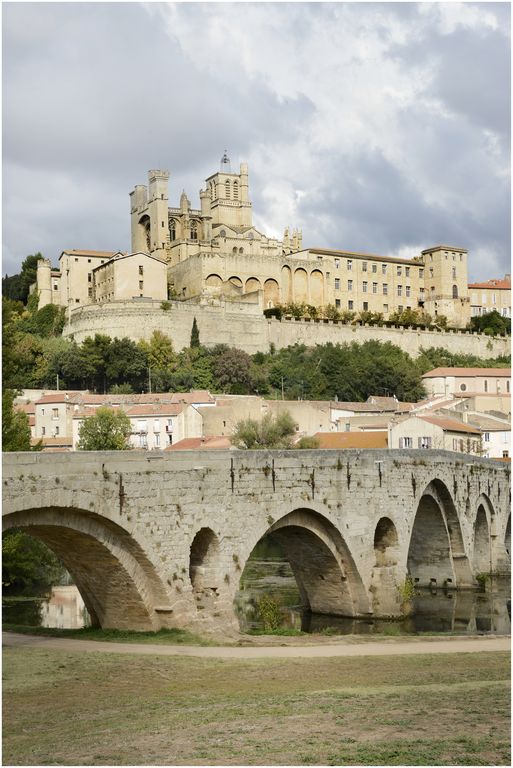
xmin=3 ymin=450 xmax=510 ymax=631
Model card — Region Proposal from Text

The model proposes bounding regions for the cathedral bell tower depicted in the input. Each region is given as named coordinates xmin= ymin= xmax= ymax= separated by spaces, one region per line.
xmin=204 ymin=152 xmax=253 ymax=229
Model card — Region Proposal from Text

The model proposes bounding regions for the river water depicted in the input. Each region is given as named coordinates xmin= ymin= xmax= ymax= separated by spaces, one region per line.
xmin=3 ymin=566 xmax=510 ymax=635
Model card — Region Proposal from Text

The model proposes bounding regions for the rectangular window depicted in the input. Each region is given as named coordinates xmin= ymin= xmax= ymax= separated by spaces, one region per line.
xmin=383 ymin=284 xmax=388 ymax=295
xmin=363 ymin=301 xmax=368 ymax=311
xmin=347 ymin=279 xmax=353 ymax=291
xmin=55 ymin=426 xmax=60 ymax=436
xmin=53 ymin=284 xmax=58 ymax=290
xmin=452 ymin=267 xmax=456 ymax=279
xmin=362 ymin=281 xmax=368 ymax=292
xmin=347 ymin=260 xmax=352 ymax=271
xmin=417 ymin=436 xmax=432 ymax=449
xmin=484 ymin=432 xmax=490 ymax=442
xmin=362 ymin=262 xmax=367 ymax=272
xmin=41 ymin=426 xmax=46 ymax=435
xmin=383 ymin=303 xmax=388 ymax=312
xmin=453 ymin=438 xmax=458 ymax=451
xmin=153 ymin=419 xmax=160 ymax=432
xmin=405 ymin=267 xmax=410 ymax=277
xmin=345 ymin=422 xmax=350 ymax=432
xmin=372 ymin=282 xmax=378 ymax=294
xmin=419 ymin=268 xmax=424 ymax=278
xmin=155 ymin=433 xmax=160 ymax=448
xmin=397 ymin=285 xmax=402 ymax=296
xmin=335 ymin=298 xmax=341 ymax=308
xmin=492 ymin=293 xmax=497 ymax=304
xmin=382 ymin=264 xmax=387 ymax=275
xmin=52 ymin=408 xmax=58 ymax=419
xmin=348 ymin=300 xmax=353 ymax=310
xmin=335 ymin=258 xmax=340 ymax=269
xmin=88 ymin=287 xmax=93 ymax=298
xmin=166 ymin=419 xmax=173 ymax=432
xmin=334 ymin=278 xmax=340 ymax=290
xmin=139 ymin=281 xmax=144 ymax=290
xmin=503 ymin=450 xmax=509 ymax=458
xmin=137 ymin=420 xmax=147 ymax=433
xmin=88 ymin=273 xmax=92 ymax=282
xmin=399 ymin=437 xmax=412 ymax=448
xmin=139 ymin=265 xmax=144 ymax=275
xmin=372 ymin=263 xmax=377 ymax=273
xmin=397 ymin=266 xmax=402 ymax=276
xmin=430 ymin=268 xmax=434 ymax=278
xmin=420 ymin=287 xmax=425 ymax=296
xmin=406 ymin=285 xmax=411 ymax=297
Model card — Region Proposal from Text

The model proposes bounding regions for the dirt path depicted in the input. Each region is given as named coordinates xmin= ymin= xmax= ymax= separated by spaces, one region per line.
xmin=3 ymin=631 xmax=510 ymax=658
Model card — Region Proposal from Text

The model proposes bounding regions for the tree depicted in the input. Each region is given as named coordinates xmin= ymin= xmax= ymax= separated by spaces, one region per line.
xmin=77 ymin=406 xmax=132 ymax=451
xmin=190 ymin=317 xmax=200 ymax=348
xmin=2 ymin=390 xmax=33 ymax=451
xmin=470 ymin=310 xmax=510 ymax=336
xmin=2 ymin=529 xmax=66 ymax=593
xmin=232 ymin=411 xmax=297 ymax=449
xmin=105 ymin=337 xmax=148 ymax=391
xmin=211 ymin=346 xmax=254 ymax=393
xmin=2 ymin=253 xmax=44 ymax=304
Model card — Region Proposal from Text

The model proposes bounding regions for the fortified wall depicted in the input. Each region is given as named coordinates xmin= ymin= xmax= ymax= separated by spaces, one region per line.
xmin=63 ymin=298 xmax=510 ymax=359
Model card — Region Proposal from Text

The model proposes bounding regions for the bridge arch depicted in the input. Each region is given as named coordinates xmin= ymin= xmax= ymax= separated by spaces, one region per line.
xmin=3 ymin=507 xmax=171 ymax=631
xmin=407 ymin=479 xmax=471 ymax=587
xmin=373 ymin=517 xmax=399 ymax=566
xmin=189 ymin=527 xmax=221 ymax=594
xmin=240 ymin=508 xmax=370 ymax=618
xmin=473 ymin=494 xmax=493 ymax=575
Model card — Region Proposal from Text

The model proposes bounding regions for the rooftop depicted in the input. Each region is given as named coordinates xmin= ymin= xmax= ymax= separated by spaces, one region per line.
xmin=313 ymin=432 xmax=388 ymax=449
xmin=422 ymin=367 xmax=511 ymax=378
xmin=468 ymin=275 xmax=511 ymax=290
xmin=418 ymin=415 xmax=481 ymax=435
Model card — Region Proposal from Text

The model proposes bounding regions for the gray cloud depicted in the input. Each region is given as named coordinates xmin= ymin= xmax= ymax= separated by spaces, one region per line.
xmin=2 ymin=2 xmax=510 ymax=283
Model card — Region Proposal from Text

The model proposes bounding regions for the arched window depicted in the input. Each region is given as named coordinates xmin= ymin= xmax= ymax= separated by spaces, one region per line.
xmin=232 ymin=247 xmax=238 ymax=254
xmin=169 ymin=218 xmax=177 ymax=242
xmin=210 ymin=182 xmax=215 ymax=200
xmin=225 ymin=179 xmax=231 ymax=199
xmin=233 ymin=180 xmax=239 ymax=199
xmin=239 ymin=247 xmax=243 ymax=254
xmin=190 ymin=221 xmax=198 ymax=241
xmin=452 ymin=284 xmax=458 ymax=298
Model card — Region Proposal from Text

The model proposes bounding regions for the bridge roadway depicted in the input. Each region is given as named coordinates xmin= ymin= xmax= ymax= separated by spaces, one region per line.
xmin=2 ymin=449 xmax=511 ymax=632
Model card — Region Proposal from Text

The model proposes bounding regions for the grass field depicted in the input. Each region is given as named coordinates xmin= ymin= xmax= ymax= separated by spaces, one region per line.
xmin=2 ymin=647 xmax=510 ymax=765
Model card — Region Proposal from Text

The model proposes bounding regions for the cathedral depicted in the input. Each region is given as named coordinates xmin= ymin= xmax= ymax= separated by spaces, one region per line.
xmin=35 ymin=152 xmax=480 ymax=329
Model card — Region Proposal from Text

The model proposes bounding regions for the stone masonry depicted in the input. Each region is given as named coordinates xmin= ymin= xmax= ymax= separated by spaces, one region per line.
xmin=2 ymin=450 xmax=510 ymax=632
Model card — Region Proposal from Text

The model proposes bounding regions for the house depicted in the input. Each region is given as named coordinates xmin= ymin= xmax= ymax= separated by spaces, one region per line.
xmin=389 ymin=414 xmax=482 ymax=455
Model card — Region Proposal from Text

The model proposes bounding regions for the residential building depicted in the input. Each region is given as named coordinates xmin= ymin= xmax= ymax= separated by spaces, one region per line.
xmin=388 ymin=414 xmax=482 ymax=455
xmin=422 ymin=367 xmax=511 ymax=398
xmin=468 ymin=274 xmax=511 ymax=318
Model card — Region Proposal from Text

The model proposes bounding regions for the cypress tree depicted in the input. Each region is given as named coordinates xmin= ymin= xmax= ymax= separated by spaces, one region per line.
xmin=190 ymin=317 xmax=200 ymax=348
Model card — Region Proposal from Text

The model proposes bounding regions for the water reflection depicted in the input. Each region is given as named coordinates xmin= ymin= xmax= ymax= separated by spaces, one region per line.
xmin=235 ymin=556 xmax=511 ymax=635
xmin=3 ymin=586 xmax=90 ymax=629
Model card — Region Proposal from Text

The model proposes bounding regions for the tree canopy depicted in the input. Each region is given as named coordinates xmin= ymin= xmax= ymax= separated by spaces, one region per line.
xmin=232 ymin=412 xmax=298 ymax=449
xmin=77 ymin=407 xmax=132 ymax=451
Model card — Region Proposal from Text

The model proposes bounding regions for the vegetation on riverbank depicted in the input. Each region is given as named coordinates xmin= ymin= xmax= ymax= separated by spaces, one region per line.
xmin=3 ymin=646 xmax=510 ymax=765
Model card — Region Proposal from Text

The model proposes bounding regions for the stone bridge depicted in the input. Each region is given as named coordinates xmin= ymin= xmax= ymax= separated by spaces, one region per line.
xmin=2 ymin=450 xmax=511 ymax=632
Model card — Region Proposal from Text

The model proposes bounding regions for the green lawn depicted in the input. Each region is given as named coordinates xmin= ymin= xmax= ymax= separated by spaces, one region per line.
xmin=2 ymin=648 xmax=510 ymax=765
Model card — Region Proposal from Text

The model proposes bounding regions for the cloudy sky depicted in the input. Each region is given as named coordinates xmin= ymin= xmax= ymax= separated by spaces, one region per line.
xmin=3 ymin=2 xmax=510 ymax=281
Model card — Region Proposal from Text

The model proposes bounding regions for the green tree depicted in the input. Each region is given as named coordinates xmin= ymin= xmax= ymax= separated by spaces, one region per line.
xmin=232 ymin=411 xmax=297 ymax=449
xmin=77 ymin=406 xmax=132 ymax=451
xmin=2 ymin=529 xmax=66 ymax=593
xmin=105 ymin=338 xmax=148 ymax=391
xmin=2 ymin=253 xmax=44 ymax=304
xmin=294 ymin=435 xmax=320 ymax=449
xmin=2 ymin=390 xmax=33 ymax=451
xmin=470 ymin=310 xmax=510 ymax=336
xmin=190 ymin=317 xmax=200 ymax=348
xmin=211 ymin=346 xmax=254 ymax=393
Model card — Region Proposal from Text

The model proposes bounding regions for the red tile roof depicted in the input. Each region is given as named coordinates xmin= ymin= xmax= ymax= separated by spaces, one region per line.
xmin=124 ymin=404 xmax=184 ymax=417
xmin=468 ymin=275 xmax=511 ymax=290
xmin=166 ymin=436 xmax=232 ymax=451
xmin=313 ymin=431 xmax=388 ymax=449
xmin=418 ymin=416 xmax=481 ymax=435
xmin=422 ymin=367 xmax=511 ymax=378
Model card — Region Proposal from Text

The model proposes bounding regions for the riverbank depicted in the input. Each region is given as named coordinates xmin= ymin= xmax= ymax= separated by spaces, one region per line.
xmin=3 ymin=638 xmax=510 ymax=765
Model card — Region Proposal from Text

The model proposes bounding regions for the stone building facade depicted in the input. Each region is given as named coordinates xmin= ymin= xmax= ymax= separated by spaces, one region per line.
xmin=33 ymin=155 xmax=510 ymax=333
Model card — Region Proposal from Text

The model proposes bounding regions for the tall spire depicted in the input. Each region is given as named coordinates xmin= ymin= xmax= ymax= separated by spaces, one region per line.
xmin=220 ymin=149 xmax=231 ymax=173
